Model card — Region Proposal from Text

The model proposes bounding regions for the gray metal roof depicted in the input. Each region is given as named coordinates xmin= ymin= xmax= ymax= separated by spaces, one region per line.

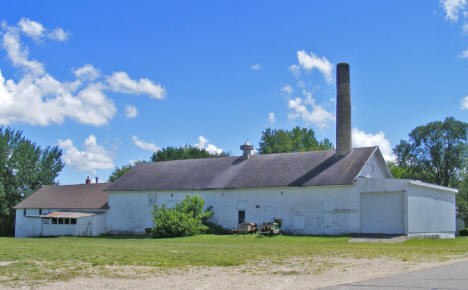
xmin=106 ymin=147 xmax=379 ymax=191
xmin=14 ymin=183 xmax=110 ymax=209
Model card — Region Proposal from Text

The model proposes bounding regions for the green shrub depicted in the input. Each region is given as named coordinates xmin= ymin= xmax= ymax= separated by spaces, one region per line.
xmin=459 ymin=228 xmax=468 ymax=236
xmin=151 ymin=195 xmax=214 ymax=238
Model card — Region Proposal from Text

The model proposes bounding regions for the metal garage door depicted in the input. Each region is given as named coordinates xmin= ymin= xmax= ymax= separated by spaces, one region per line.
xmin=360 ymin=192 xmax=404 ymax=234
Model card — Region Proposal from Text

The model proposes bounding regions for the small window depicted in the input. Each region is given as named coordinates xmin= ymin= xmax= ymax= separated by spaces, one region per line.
xmin=70 ymin=218 xmax=76 ymax=225
xmin=52 ymin=218 xmax=57 ymax=224
xmin=58 ymin=218 xmax=64 ymax=224
xmin=238 ymin=210 xmax=245 ymax=224
xmin=39 ymin=209 xmax=42 ymax=215
xmin=64 ymin=218 xmax=70 ymax=225
xmin=23 ymin=209 xmax=26 ymax=216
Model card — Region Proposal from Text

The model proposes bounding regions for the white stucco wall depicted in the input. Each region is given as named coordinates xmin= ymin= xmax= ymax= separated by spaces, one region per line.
xmin=15 ymin=209 xmax=107 ymax=237
xmin=358 ymin=153 xmax=391 ymax=179
xmin=15 ymin=209 xmax=42 ymax=238
xmin=106 ymin=186 xmax=362 ymax=235
xmin=406 ymin=184 xmax=456 ymax=238
xmin=356 ymin=178 xmax=457 ymax=238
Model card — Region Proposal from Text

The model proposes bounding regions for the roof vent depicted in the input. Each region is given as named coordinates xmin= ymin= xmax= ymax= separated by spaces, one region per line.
xmin=240 ymin=141 xmax=254 ymax=160
xmin=86 ymin=176 xmax=91 ymax=184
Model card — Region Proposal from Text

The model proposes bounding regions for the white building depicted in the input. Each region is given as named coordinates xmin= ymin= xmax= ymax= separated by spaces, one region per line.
xmin=14 ymin=180 xmax=108 ymax=238
xmin=14 ymin=63 xmax=459 ymax=238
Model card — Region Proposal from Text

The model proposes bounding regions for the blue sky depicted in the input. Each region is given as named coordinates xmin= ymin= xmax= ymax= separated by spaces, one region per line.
xmin=1 ymin=0 xmax=468 ymax=185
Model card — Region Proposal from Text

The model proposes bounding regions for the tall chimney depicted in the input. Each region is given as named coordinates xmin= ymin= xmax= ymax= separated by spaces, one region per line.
xmin=336 ymin=63 xmax=352 ymax=157
xmin=86 ymin=176 xmax=91 ymax=184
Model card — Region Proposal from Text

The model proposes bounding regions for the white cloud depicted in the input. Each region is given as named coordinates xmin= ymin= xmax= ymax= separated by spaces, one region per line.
xmin=106 ymin=72 xmax=166 ymax=99
xmin=17 ymin=18 xmax=44 ymax=39
xmin=459 ymin=48 xmax=468 ymax=58
xmin=294 ymin=50 xmax=333 ymax=83
xmin=0 ymin=70 xmax=116 ymax=126
xmin=281 ymin=85 xmax=294 ymax=95
xmin=73 ymin=64 xmax=100 ymax=81
xmin=352 ymin=128 xmax=395 ymax=161
xmin=132 ymin=136 xmax=160 ymax=152
xmin=287 ymin=91 xmax=334 ymax=129
xmin=268 ymin=112 xmax=275 ymax=125
xmin=441 ymin=0 xmax=466 ymax=22
xmin=125 ymin=104 xmax=138 ymax=118
xmin=48 ymin=27 xmax=69 ymax=41
xmin=58 ymin=135 xmax=115 ymax=172
xmin=288 ymin=64 xmax=300 ymax=76
xmin=0 ymin=20 xmax=165 ymax=127
xmin=195 ymin=136 xmax=223 ymax=155
xmin=460 ymin=96 xmax=468 ymax=110
xmin=250 ymin=64 xmax=262 ymax=70
xmin=2 ymin=24 xmax=45 ymax=74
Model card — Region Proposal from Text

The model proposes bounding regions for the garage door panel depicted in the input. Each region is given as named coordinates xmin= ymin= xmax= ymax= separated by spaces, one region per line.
xmin=360 ymin=192 xmax=404 ymax=234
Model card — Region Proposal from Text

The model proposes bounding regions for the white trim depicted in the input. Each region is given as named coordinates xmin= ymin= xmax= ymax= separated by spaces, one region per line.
xmin=408 ymin=180 xmax=458 ymax=194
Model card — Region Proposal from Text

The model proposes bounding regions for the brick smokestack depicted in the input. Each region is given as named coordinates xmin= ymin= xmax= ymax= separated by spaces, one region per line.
xmin=336 ymin=63 xmax=352 ymax=157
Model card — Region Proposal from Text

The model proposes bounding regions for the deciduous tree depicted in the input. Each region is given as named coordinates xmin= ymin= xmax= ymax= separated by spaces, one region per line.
xmin=259 ymin=127 xmax=333 ymax=154
xmin=0 ymin=127 xmax=64 ymax=236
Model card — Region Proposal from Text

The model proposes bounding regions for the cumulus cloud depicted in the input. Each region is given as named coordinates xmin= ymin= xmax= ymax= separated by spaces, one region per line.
xmin=281 ymin=85 xmax=294 ymax=96
xmin=195 ymin=136 xmax=223 ymax=155
xmin=459 ymin=48 xmax=468 ymax=59
xmin=106 ymin=72 xmax=166 ymax=99
xmin=0 ymin=19 xmax=165 ymax=127
xmin=460 ymin=96 xmax=468 ymax=110
xmin=125 ymin=104 xmax=138 ymax=118
xmin=73 ymin=64 xmax=100 ymax=81
xmin=58 ymin=135 xmax=115 ymax=172
xmin=288 ymin=90 xmax=335 ymax=129
xmin=250 ymin=64 xmax=262 ymax=70
xmin=48 ymin=27 xmax=69 ymax=41
xmin=268 ymin=112 xmax=275 ymax=125
xmin=17 ymin=18 xmax=70 ymax=41
xmin=440 ymin=0 xmax=466 ymax=22
xmin=18 ymin=18 xmax=44 ymax=39
xmin=352 ymin=128 xmax=395 ymax=161
xmin=292 ymin=50 xmax=333 ymax=83
xmin=132 ymin=136 xmax=160 ymax=152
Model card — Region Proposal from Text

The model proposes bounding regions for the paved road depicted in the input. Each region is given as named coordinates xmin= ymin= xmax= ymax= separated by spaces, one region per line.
xmin=324 ymin=261 xmax=468 ymax=290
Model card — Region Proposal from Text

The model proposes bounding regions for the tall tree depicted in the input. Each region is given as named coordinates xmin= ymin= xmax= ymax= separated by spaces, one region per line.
xmin=393 ymin=117 xmax=468 ymax=187
xmin=108 ymin=164 xmax=136 ymax=182
xmin=259 ymin=127 xmax=333 ymax=154
xmin=0 ymin=127 xmax=64 ymax=236
xmin=151 ymin=146 xmax=229 ymax=162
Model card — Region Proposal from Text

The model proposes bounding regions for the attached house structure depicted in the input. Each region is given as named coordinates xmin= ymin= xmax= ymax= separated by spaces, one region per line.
xmin=14 ymin=182 xmax=109 ymax=237
xmin=14 ymin=63 xmax=458 ymax=238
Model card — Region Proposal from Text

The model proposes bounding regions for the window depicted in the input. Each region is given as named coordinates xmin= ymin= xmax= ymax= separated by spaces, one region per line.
xmin=238 ymin=210 xmax=245 ymax=224
xmin=148 ymin=193 xmax=157 ymax=206
xmin=52 ymin=218 xmax=57 ymax=224
xmin=39 ymin=209 xmax=42 ymax=215
xmin=71 ymin=219 xmax=76 ymax=225
xmin=64 ymin=218 xmax=70 ymax=225
xmin=58 ymin=218 xmax=64 ymax=224
xmin=23 ymin=209 xmax=26 ymax=216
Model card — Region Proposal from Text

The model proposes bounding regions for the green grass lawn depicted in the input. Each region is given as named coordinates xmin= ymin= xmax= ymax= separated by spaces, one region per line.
xmin=0 ymin=235 xmax=468 ymax=285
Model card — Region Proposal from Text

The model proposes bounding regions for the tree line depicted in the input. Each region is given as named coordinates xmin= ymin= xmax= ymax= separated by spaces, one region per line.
xmin=2 ymin=117 xmax=468 ymax=236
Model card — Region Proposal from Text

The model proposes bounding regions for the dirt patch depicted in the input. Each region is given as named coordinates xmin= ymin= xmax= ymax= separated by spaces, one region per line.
xmin=33 ymin=256 xmax=468 ymax=290
xmin=0 ymin=262 xmax=13 ymax=267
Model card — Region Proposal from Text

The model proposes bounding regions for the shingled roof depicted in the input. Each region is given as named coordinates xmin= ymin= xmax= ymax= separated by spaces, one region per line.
xmin=106 ymin=147 xmax=381 ymax=192
xmin=14 ymin=183 xmax=110 ymax=209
